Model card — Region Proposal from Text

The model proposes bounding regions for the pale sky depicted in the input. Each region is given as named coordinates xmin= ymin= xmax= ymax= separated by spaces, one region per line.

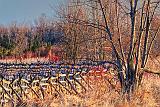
xmin=0 ymin=0 xmax=64 ymax=25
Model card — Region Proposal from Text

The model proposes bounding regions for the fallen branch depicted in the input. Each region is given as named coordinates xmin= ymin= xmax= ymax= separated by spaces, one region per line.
xmin=141 ymin=68 xmax=160 ymax=76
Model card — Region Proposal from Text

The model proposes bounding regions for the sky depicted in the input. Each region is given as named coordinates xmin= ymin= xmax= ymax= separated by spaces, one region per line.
xmin=0 ymin=0 xmax=64 ymax=25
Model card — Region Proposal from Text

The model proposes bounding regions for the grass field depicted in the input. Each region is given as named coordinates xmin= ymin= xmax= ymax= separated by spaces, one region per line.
xmin=11 ymin=75 xmax=159 ymax=107
xmin=1 ymin=58 xmax=160 ymax=107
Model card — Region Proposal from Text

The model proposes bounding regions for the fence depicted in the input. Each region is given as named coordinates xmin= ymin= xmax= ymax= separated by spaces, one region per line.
xmin=0 ymin=61 xmax=119 ymax=106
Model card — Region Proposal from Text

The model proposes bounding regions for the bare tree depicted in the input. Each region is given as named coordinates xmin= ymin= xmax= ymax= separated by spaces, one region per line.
xmin=59 ymin=0 xmax=160 ymax=98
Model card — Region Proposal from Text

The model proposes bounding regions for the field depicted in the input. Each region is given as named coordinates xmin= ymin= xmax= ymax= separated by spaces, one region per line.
xmin=23 ymin=76 xmax=160 ymax=107
xmin=12 ymin=75 xmax=160 ymax=107
xmin=0 ymin=61 xmax=160 ymax=107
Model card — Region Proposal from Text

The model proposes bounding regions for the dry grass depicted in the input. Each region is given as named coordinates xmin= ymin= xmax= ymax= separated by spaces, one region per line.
xmin=20 ymin=77 xmax=160 ymax=107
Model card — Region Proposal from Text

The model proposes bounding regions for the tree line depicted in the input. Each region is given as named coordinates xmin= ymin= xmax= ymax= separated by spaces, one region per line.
xmin=0 ymin=17 xmax=64 ymax=58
